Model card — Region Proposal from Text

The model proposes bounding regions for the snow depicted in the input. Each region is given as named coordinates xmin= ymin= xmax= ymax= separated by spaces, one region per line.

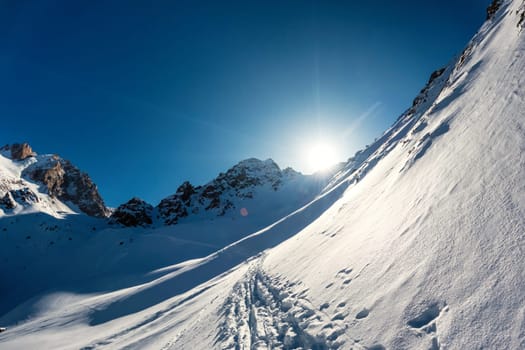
xmin=2 ymin=0 xmax=525 ymax=348
xmin=0 ymin=153 xmax=76 ymax=218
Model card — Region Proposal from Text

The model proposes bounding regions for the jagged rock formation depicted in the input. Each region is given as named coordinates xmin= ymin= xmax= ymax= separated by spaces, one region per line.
xmin=0 ymin=143 xmax=109 ymax=218
xmin=7 ymin=143 xmax=35 ymax=161
xmin=0 ymin=192 xmax=16 ymax=210
xmin=0 ymin=192 xmax=16 ymax=211
xmin=157 ymin=181 xmax=195 ymax=225
xmin=22 ymin=155 xmax=109 ymax=217
xmin=157 ymin=158 xmax=298 ymax=225
xmin=487 ymin=0 xmax=503 ymax=19
xmin=0 ymin=187 xmax=40 ymax=211
xmin=110 ymin=197 xmax=154 ymax=227
xmin=108 ymin=159 xmax=312 ymax=227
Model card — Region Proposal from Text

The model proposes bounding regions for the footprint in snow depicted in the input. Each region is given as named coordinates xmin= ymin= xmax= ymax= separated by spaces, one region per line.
xmin=355 ymin=308 xmax=369 ymax=319
xmin=407 ymin=302 xmax=444 ymax=329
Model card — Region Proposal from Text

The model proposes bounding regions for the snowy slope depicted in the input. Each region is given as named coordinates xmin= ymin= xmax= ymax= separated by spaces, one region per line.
xmin=2 ymin=1 xmax=525 ymax=349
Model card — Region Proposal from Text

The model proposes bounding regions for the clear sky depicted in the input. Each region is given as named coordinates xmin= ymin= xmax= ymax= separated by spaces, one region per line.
xmin=0 ymin=0 xmax=490 ymax=207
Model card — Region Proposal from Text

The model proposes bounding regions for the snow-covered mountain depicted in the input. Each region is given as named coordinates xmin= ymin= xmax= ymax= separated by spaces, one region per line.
xmin=0 ymin=143 xmax=108 ymax=218
xmin=111 ymin=158 xmax=334 ymax=228
xmin=2 ymin=0 xmax=525 ymax=349
xmin=0 ymin=142 xmax=335 ymax=229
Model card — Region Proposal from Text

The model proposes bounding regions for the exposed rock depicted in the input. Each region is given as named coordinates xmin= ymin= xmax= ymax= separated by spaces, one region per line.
xmin=0 ymin=192 xmax=16 ymax=210
xmin=486 ymin=0 xmax=502 ymax=20
xmin=177 ymin=181 xmax=196 ymax=203
xmin=23 ymin=157 xmax=109 ymax=217
xmin=158 ymin=181 xmax=195 ymax=225
xmin=0 ymin=188 xmax=39 ymax=210
xmin=409 ymin=67 xmax=447 ymax=114
xmin=158 ymin=158 xmax=295 ymax=225
xmin=10 ymin=143 xmax=35 ymax=160
xmin=111 ymin=197 xmax=153 ymax=227
xmin=457 ymin=43 xmax=474 ymax=68
xmin=428 ymin=68 xmax=446 ymax=84
xmin=38 ymin=160 xmax=65 ymax=196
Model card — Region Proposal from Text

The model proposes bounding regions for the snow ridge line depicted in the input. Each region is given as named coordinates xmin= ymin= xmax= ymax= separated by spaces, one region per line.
xmin=215 ymin=263 xmax=351 ymax=350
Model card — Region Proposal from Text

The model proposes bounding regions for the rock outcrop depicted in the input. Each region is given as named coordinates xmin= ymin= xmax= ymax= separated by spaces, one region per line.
xmin=157 ymin=158 xmax=298 ymax=225
xmin=110 ymin=197 xmax=153 ymax=227
xmin=0 ymin=192 xmax=16 ymax=210
xmin=0 ymin=188 xmax=39 ymax=211
xmin=408 ymin=67 xmax=446 ymax=114
xmin=486 ymin=0 xmax=502 ymax=20
xmin=9 ymin=143 xmax=35 ymax=160
xmin=157 ymin=181 xmax=195 ymax=225
xmin=23 ymin=155 xmax=109 ymax=217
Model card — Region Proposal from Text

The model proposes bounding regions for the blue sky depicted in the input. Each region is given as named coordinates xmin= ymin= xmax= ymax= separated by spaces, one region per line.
xmin=0 ymin=1 xmax=490 ymax=206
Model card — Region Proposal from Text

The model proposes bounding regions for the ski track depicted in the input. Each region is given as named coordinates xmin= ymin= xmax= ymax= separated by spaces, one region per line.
xmin=215 ymin=260 xmax=364 ymax=350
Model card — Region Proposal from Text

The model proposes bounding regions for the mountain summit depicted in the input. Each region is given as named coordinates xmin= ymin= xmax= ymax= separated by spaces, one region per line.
xmin=0 ymin=143 xmax=109 ymax=217
xmin=156 ymin=158 xmax=303 ymax=225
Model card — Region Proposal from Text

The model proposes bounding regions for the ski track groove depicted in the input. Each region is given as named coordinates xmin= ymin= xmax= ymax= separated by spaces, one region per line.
xmin=215 ymin=261 xmax=366 ymax=350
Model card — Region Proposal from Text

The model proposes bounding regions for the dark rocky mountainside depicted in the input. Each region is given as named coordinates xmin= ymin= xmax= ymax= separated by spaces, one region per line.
xmin=110 ymin=197 xmax=154 ymax=227
xmin=5 ymin=143 xmax=36 ymax=160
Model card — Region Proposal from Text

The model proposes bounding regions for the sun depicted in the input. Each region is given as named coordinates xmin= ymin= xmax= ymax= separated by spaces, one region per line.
xmin=305 ymin=141 xmax=339 ymax=173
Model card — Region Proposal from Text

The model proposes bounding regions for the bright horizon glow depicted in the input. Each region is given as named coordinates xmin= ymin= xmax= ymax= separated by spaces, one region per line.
xmin=304 ymin=141 xmax=340 ymax=173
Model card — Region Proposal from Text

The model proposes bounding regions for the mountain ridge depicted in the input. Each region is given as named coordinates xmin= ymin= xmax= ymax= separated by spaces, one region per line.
xmin=0 ymin=143 xmax=340 ymax=226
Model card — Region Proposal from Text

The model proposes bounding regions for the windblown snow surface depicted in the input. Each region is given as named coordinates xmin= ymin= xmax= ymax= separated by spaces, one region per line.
xmin=2 ymin=1 xmax=525 ymax=349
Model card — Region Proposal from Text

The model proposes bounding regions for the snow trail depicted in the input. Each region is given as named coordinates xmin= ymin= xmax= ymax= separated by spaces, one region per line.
xmin=216 ymin=259 xmax=358 ymax=350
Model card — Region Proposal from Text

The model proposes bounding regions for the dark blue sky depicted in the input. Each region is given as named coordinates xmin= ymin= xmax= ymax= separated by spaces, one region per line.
xmin=0 ymin=0 xmax=490 ymax=206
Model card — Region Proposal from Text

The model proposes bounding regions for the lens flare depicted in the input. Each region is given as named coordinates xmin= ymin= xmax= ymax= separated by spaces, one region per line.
xmin=306 ymin=141 xmax=339 ymax=172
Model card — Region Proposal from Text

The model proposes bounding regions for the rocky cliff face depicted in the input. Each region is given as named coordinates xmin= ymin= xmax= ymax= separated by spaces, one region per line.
xmin=23 ymin=156 xmax=109 ymax=217
xmin=110 ymin=197 xmax=153 ymax=227
xmin=0 ymin=143 xmax=109 ymax=218
xmin=8 ymin=143 xmax=36 ymax=160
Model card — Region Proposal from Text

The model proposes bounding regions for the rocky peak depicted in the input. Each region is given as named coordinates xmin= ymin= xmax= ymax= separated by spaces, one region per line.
xmin=157 ymin=158 xmax=300 ymax=225
xmin=175 ymin=181 xmax=196 ymax=203
xmin=22 ymin=155 xmax=109 ymax=217
xmin=0 ymin=188 xmax=39 ymax=211
xmin=282 ymin=167 xmax=301 ymax=178
xmin=4 ymin=143 xmax=36 ymax=160
xmin=157 ymin=181 xmax=196 ymax=225
xmin=215 ymin=158 xmax=282 ymax=190
xmin=110 ymin=197 xmax=153 ymax=227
